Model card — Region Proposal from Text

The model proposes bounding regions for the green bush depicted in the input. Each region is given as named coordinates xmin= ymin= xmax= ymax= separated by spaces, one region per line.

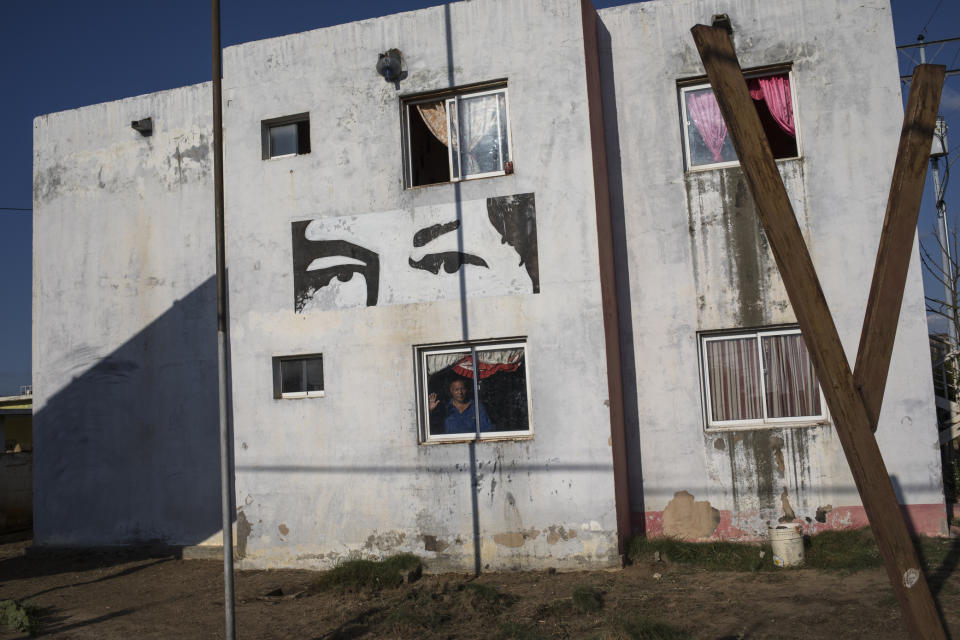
xmin=310 ymin=553 xmax=422 ymax=592
xmin=0 ymin=600 xmax=41 ymax=636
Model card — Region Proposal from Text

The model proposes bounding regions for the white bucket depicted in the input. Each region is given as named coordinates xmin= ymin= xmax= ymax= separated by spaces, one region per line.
xmin=769 ymin=523 xmax=804 ymax=567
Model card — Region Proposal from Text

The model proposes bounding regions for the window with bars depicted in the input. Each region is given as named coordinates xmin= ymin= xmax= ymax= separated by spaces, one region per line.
xmin=699 ymin=328 xmax=824 ymax=429
xmin=272 ymin=354 xmax=324 ymax=399
xmin=416 ymin=340 xmax=531 ymax=443
xmin=404 ymin=84 xmax=512 ymax=187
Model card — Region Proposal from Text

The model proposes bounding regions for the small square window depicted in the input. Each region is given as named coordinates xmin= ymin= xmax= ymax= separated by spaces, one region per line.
xmin=680 ymin=70 xmax=798 ymax=170
xmin=404 ymin=84 xmax=512 ymax=187
xmin=417 ymin=340 xmax=531 ymax=443
xmin=699 ymin=328 xmax=825 ymax=429
xmin=272 ymin=354 xmax=323 ymax=398
xmin=262 ymin=113 xmax=310 ymax=159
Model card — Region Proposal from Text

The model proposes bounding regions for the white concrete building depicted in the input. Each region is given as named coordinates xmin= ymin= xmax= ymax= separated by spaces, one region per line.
xmin=32 ymin=0 xmax=947 ymax=571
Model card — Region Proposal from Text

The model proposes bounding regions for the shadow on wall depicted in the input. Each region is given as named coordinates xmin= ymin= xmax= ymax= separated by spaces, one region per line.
xmin=33 ymin=276 xmax=225 ymax=549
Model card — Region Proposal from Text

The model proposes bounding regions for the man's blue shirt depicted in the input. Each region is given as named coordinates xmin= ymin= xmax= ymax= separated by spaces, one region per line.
xmin=444 ymin=400 xmax=493 ymax=434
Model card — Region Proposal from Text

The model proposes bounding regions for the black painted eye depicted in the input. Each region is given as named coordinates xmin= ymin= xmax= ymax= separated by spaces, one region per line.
xmin=409 ymin=252 xmax=489 ymax=274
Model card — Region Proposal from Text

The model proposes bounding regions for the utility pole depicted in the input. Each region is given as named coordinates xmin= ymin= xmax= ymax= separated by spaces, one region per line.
xmin=211 ymin=0 xmax=236 ymax=638
xmin=930 ymin=116 xmax=954 ymax=344
xmin=916 ymin=38 xmax=956 ymax=345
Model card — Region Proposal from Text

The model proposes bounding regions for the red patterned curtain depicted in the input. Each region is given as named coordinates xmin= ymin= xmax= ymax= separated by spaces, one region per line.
xmin=705 ymin=338 xmax=762 ymax=421
xmin=762 ymin=334 xmax=820 ymax=418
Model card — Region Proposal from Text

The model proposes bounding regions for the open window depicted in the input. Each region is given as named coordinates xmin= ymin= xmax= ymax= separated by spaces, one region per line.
xmin=700 ymin=328 xmax=825 ymax=430
xmin=272 ymin=354 xmax=324 ymax=398
xmin=417 ymin=340 xmax=531 ymax=443
xmin=405 ymin=84 xmax=512 ymax=187
xmin=680 ymin=69 xmax=798 ymax=170
xmin=262 ymin=113 xmax=311 ymax=159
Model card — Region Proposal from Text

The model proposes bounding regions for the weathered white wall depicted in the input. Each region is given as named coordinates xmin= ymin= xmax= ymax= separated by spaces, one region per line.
xmin=222 ymin=0 xmax=620 ymax=570
xmin=32 ymin=0 xmax=945 ymax=562
xmin=599 ymin=0 xmax=946 ymax=537
xmin=32 ymin=86 xmax=221 ymax=545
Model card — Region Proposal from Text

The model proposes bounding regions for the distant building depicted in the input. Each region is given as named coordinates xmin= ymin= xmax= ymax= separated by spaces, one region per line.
xmin=1 ymin=391 xmax=32 ymax=533
xmin=32 ymin=0 xmax=947 ymax=570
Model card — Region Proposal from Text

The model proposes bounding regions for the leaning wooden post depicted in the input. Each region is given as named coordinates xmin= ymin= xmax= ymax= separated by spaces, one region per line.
xmin=691 ymin=25 xmax=946 ymax=640
xmin=854 ymin=64 xmax=945 ymax=429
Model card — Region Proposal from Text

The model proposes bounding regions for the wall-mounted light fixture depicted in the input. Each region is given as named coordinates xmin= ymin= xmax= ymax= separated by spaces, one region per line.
xmin=376 ymin=49 xmax=405 ymax=89
xmin=131 ymin=117 xmax=153 ymax=137
xmin=711 ymin=14 xmax=733 ymax=33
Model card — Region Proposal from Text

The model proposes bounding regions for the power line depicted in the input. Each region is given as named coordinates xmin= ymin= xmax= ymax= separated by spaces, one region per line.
xmin=920 ymin=0 xmax=945 ymax=37
xmin=0 ymin=207 xmax=32 ymax=212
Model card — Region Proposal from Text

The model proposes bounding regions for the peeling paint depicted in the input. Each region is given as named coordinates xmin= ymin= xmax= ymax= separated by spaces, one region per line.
xmin=546 ymin=525 xmax=577 ymax=544
xmin=663 ymin=491 xmax=720 ymax=538
xmin=236 ymin=511 xmax=252 ymax=559
xmin=493 ymin=529 xmax=541 ymax=548
xmin=815 ymin=504 xmax=832 ymax=523
xmin=779 ymin=487 xmax=796 ymax=522
xmin=364 ymin=530 xmax=406 ymax=551
xmin=421 ymin=534 xmax=449 ymax=552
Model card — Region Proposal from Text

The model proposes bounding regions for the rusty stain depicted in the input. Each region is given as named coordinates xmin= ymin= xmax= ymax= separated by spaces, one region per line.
xmin=663 ymin=491 xmax=720 ymax=538
xmin=546 ymin=525 xmax=577 ymax=544
xmin=278 ymin=523 xmax=289 ymax=536
xmin=236 ymin=511 xmax=252 ymax=559
xmin=779 ymin=487 xmax=796 ymax=522
xmin=422 ymin=534 xmax=449 ymax=553
xmin=493 ymin=529 xmax=541 ymax=548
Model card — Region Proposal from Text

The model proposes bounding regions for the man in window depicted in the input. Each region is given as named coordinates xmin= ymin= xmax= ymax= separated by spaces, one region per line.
xmin=429 ymin=378 xmax=492 ymax=434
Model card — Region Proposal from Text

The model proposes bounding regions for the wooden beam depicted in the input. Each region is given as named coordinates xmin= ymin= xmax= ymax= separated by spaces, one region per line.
xmin=854 ymin=65 xmax=945 ymax=430
xmin=690 ymin=25 xmax=946 ymax=640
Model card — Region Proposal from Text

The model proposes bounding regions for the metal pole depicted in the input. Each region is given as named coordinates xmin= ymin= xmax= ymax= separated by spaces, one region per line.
xmin=211 ymin=0 xmax=236 ymax=638
xmin=932 ymin=156 xmax=957 ymax=344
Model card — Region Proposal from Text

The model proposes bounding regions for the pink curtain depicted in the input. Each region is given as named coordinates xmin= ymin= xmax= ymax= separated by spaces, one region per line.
xmin=705 ymin=338 xmax=762 ymax=422
xmin=762 ymin=334 xmax=820 ymax=418
xmin=747 ymin=75 xmax=795 ymax=137
xmin=686 ymin=90 xmax=728 ymax=163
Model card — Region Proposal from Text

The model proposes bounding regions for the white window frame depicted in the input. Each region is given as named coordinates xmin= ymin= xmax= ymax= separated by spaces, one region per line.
xmin=679 ymin=68 xmax=800 ymax=172
xmin=404 ymin=84 xmax=513 ymax=188
xmin=416 ymin=339 xmax=532 ymax=444
xmin=273 ymin=354 xmax=324 ymax=399
xmin=699 ymin=327 xmax=826 ymax=431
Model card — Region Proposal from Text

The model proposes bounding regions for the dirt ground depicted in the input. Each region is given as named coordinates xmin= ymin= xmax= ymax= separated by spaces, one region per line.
xmin=1 ymin=533 xmax=959 ymax=639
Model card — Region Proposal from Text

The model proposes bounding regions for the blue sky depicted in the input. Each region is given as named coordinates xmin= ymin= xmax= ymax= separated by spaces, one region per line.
xmin=0 ymin=0 xmax=958 ymax=396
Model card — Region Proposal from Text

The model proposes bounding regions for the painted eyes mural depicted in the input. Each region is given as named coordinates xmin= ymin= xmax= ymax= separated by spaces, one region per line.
xmin=291 ymin=231 xmax=380 ymax=311
xmin=291 ymin=193 xmax=539 ymax=312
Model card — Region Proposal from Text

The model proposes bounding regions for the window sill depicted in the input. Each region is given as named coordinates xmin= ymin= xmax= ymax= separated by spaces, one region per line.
xmin=685 ymin=155 xmax=801 ymax=174
xmin=266 ymin=153 xmax=307 ymax=161
xmin=278 ymin=390 xmax=325 ymax=399
xmin=704 ymin=419 xmax=829 ymax=433
xmin=420 ymin=433 xmax=534 ymax=445
xmin=406 ymin=169 xmax=510 ymax=190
